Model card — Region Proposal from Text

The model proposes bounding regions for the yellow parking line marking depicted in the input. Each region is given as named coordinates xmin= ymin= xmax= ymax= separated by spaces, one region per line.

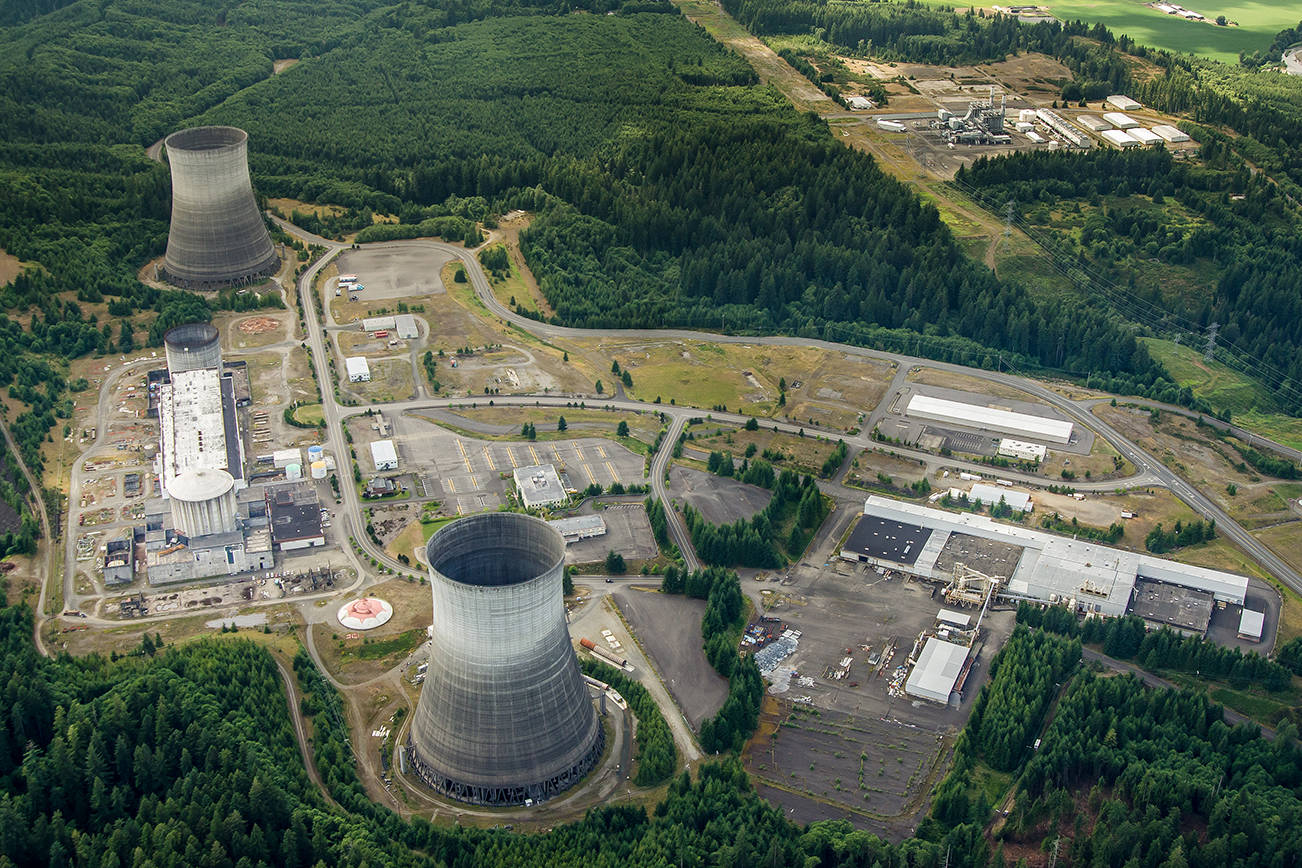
xmin=482 ymin=449 xmax=496 ymax=471
xmin=455 ymin=440 xmax=473 ymax=473
xmin=596 ymin=445 xmax=607 ymax=458
xmin=447 ymin=477 xmax=457 ymax=493
xmin=506 ymin=448 xmax=519 ymax=468
xmin=456 ymin=499 xmax=464 ymax=515
xmin=583 ymin=464 xmax=597 ymax=485
xmin=528 ymin=445 xmax=541 ymax=465
xmin=574 ymin=445 xmax=584 ymax=460
xmin=469 ymin=474 xmax=479 ymax=490
xmin=605 ymin=461 xmax=618 ymax=482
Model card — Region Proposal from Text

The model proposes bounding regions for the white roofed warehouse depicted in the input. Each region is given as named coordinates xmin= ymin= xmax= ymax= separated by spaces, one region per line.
xmin=905 ymin=394 xmax=1073 ymax=445
xmin=346 ymin=357 xmax=371 ymax=382
xmin=905 ymin=638 xmax=968 ymax=703
xmin=371 ymin=439 xmax=398 ymax=471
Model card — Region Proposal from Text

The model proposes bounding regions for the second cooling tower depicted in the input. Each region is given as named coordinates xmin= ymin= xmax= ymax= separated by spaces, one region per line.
xmin=162 ymin=126 xmax=279 ymax=289
xmin=407 ymin=513 xmax=603 ymax=806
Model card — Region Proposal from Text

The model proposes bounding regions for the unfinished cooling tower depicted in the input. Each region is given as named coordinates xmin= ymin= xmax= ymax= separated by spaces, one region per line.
xmin=161 ymin=126 xmax=279 ymax=289
xmin=163 ymin=323 xmax=221 ymax=374
xmin=407 ymin=513 xmax=604 ymax=806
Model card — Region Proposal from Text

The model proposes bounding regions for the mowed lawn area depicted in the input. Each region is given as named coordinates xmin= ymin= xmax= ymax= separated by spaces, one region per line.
xmin=1038 ymin=0 xmax=1294 ymax=63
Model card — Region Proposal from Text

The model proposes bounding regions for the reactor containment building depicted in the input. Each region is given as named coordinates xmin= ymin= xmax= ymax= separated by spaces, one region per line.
xmin=407 ymin=513 xmax=604 ymax=806
xmin=161 ymin=126 xmax=279 ymax=289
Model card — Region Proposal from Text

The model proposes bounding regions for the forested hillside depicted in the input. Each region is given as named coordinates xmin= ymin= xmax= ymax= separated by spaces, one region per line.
xmin=5 ymin=595 xmax=1300 ymax=866
xmin=0 ymin=0 xmax=1170 ymax=436
xmin=715 ymin=0 xmax=1302 ymax=415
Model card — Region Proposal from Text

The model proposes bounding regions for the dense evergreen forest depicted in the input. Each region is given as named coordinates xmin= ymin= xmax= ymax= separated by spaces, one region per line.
xmin=718 ymin=0 xmax=1302 ymax=415
xmin=6 ymin=591 xmax=1300 ymax=866
xmin=0 ymin=0 xmax=1174 ymax=455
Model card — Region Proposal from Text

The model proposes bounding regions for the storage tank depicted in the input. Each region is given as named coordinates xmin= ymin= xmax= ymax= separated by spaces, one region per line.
xmin=285 ymin=463 xmax=303 ymax=481
xmin=161 ymin=126 xmax=279 ymax=289
xmin=407 ymin=513 xmax=603 ymax=806
xmin=165 ymin=468 xmax=236 ymax=537
xmin=310 ymin=460 xmax=327 ymax=479
xmin=307 ymin=444 xmax=324 ymax=463
xmin=163 ymin=323 xmax=221 ymax=374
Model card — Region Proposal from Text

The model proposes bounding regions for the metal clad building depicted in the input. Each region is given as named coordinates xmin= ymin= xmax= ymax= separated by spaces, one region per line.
xmin=346 ymin=357 xmax=371 ymax=382
xmin=371 ymin=440 xmax=398 ymax=471
xmin=905 ymin=638 xmax=968 ymax=703
xmin=407 ymin=514 xmax=603 ymax=805
xmin=161 ymin=127 xmax=279 ymax=289
xmin=905 ymin=394 xmax=1073 ymax=445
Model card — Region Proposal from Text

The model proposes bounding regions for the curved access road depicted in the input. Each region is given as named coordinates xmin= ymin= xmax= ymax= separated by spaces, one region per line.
xmin=275 ymin=656 xmax=341 ymax=809
xmin=397 ymin=237 xmax=1301 ymax=595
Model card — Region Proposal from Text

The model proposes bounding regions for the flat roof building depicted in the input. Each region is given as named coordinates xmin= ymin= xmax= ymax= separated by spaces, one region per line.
xmin=362 ymin=316 xmax=397 ymax=332
xmin=266 ymin=483 xmax=325 ymax=551
xmin=905 ymin=394 xmax=1073 ymax=445
xmin=1238 ymin=609 xmax=1265 ymax=641
xmin=998 ymin=439 xmax=1047 ymax=462
xmin=905 ymin=638 xmax=968 ymax=703
xmin=548 ymin=514 xmax=607 ymax=541
xmin=1076 ymin=114 xmax=1111 ymax=132
xmin=1102 ymin=112 xmax=1140 ymax=130
xmin=158 ymin=368 xmax=245 ymax=493
xmin=346 ymin=357 xmax=371 ymax=382
xmin=854 ymin=497 xmax=1250 ymax=617
xmin=395 ymin=314 xmax=419 ymax=339
xmin=841 ymin=515 xmax=933 ymax=566
xmin=1151 ymin=124 xmax=1191 ymax=143
xmin=513 ymin=464 xmax=567 ymax=509
xmin=1129 ymin=578 xmax=1213 ymax=635
xmin=1131 ymin=128 xmax=1163 ymax=145
xmin=1106 ymin=95 xmax=1141 ymax=111
xmin=371 ymin=439 xmax=398 ymax=471
xmin=969 ymin=483 xmax=1033 ymax=513
xmin=1102 ymin=129 xmax=1139 ymax=148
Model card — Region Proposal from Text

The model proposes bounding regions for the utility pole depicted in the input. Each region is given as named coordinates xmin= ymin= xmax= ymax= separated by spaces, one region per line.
xmin=1205 ymin=321 xmax=1219 ymax=363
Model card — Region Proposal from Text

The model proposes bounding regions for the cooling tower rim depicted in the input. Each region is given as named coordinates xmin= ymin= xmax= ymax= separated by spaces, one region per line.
xmin=163 ymin=322 xmax=220 ymax=351
xmin=164 ymin=125 xmax=249 ymax=154
xmin=166 ymin=468 xmax=235 ymax=502
xmin=426 ymin=512 xmax=565 ymax=589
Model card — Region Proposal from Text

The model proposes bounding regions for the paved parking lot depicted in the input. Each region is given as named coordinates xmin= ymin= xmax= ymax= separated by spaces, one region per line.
xmin=383 ymin=413 xmax=646 ymax=515
xmin=336 ymin=244 xmax=451 ymax=300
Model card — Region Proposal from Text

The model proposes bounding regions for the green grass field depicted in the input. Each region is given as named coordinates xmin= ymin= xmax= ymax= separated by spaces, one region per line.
xmin=1038 ymin=0 xmax=1294 ymax=64
xmin=1142 ymin=338 xmax=1302 ymax=449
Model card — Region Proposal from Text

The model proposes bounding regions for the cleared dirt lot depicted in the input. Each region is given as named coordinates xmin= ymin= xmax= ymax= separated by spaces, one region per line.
xmin=614 ymin=587 xmax=728 ymax=728
xmin=668 ymin=465 xmax=771 ymax=525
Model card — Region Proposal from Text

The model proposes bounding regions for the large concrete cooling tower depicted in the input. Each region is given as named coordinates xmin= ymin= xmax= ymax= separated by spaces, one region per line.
xmin=161 ymin=126 xmax=279 ymax=289
xmin=407 ymin=513 xmax=604 ymax=806
xmin=163 ymin=323 xmax=221 ymax=374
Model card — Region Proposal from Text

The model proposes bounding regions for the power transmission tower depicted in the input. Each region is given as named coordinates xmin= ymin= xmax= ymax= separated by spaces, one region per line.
xmin=1205 ymin=321 xmax=1219 ymax=363
xmin=1003 ymin=200 xmax=1015 ymax=237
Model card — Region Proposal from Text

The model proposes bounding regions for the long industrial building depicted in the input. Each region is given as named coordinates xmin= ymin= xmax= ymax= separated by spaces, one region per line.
xmin=407 ymin=513 xmax=603 ymax=805
xmin=844 ymin=497 xmax=1249 ymax=619
xmin=158 ymin=368 xmax=246 ymax=492
xmin=905 ymin=394 xmax=1074 ymax=445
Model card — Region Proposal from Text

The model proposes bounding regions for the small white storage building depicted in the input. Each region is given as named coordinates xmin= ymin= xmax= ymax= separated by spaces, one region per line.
xmin=905 ymin=638 xmax=968 ymax=703
xmin=970 ymin=483 xmax=1033 ymax=513
xmin=998 ymin=438 xmax=1047 ymax=462
xmin=1102 ymin=112 xmax=1140 ymax=130
xmin=1102 ymin=129 xmax=1139 ymax=148
xmin=1131 ymin=128 xmax=1163 ymax=145
xmin=345 ymin=356 xmax=371 ymax=382
xmin=361 ymin=316 xmax=397 ymax=332
xmin=1076 ymin=115 xmax=1111 ymax=132
xmin=394 ymin=314 xmax=419 ymax=339
xmin=1151 ymin=124 xmax=1190 ymax=143
xmin=1237 ymin=609 xmax=1265 ymax=641
xmin=370 ymin=439 xmax=398 ymax=471
xmin=1106 ymin=95 xmax=1141 ymax=111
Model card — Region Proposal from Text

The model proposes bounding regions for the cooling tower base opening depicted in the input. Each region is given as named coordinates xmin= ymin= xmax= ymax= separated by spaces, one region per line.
xmin=160 ymin=254 xmax=280 ymax=291
xmin=404 ymin=722 xmax=605 ymax=807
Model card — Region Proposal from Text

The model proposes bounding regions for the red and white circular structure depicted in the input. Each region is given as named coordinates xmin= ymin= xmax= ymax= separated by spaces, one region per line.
xmin=337 ymin=597 xmax=393 ymax=630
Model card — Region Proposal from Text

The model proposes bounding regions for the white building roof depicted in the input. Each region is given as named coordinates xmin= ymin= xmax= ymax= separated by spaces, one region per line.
xmin=905 ymin=394 xmax=1074 ymax=445
xmin=998 ymin=438 xmax=1047 ymax=461
xmin=937 ymin=609 xmax=971 ymax=627
xmin=370 ymin=439 xmax=398 ymax=469
xmin=1076 ymin=115 xmax=1111 ymax=131
xmin=394 ymin=314 xmax=419 ymax=339
xmin=362 ymin=316 xmax=397 ymax=332
xmin=272 ymin=448 xmax=301 ymax=468
xmin=166 ymin=467 xmax=234 ymax=502
xmin=548 ymin=514 xmax=607 ymax=539
xmin=1106 ymin=95 xmax=1141 ymax=111
xmin=905 ymin=638 xmax=968 ymax=703
xmin=1102 ymin=112 xmax=1139 ymax=129
xmin=345 ymin=357 xmax=370 ymax=380
xmin=1151 ymin=124 xmax=1190 ymax=143
xmin=1102 ymin=129 xmax=1139 ymax=148
xmin=860 ymin=496 xmax=1249 ymax=614
xmin=159 ymin=368 xmax=229 ymax=489
xmin=1131 ymin=128 xmax=1163 ymax=145
xmin=969 ymin=483 xmax=1032 ymax=512
xmin=1238 ymin=609 xmax=1265 ymax=640
xmin=513 ymin=464 xmax=567 ymax=508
